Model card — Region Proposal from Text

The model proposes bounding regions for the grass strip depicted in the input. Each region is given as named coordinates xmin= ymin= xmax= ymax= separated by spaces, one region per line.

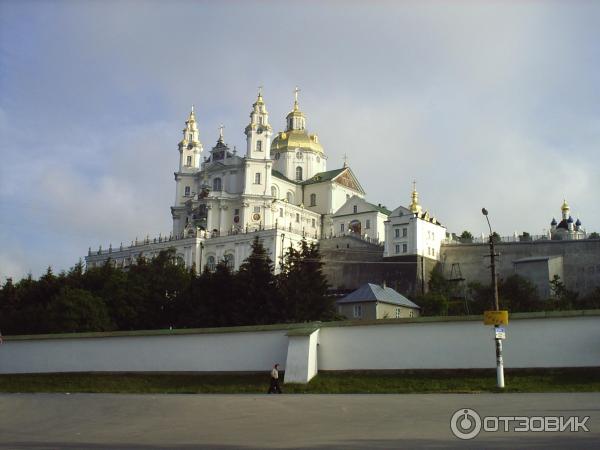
xmin=0 ymin=368 xmax=599 ymax=394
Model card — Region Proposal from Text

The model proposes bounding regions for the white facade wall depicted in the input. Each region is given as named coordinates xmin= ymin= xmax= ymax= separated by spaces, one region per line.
xmin=318 ymin=316 xmax=600 ymax=370
xmin=2 ymin=314 xmax=599 ymax=375
xmin=383 ymin=207 xmax=446 ymax=259
xmin=0 ymin=331 xmax=289 ymax=374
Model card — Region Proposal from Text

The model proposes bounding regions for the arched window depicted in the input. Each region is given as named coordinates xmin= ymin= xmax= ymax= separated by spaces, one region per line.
xmin=353 ymin=205 xmax=358 ymax=213
xmin=286 ymin=192 xmax=294 ymax=203
xmin=206 ymin=256 xmax=216 ymax=272
xmin=223 ymin=253 xmax=234 ymax=270
xmin=213 ymin=178 xmax=222 ymax=191
xmin=186 ymin=155 xmax=192 ymax=166
xmin=296 ymin=166 xmax=303 ymax=181
xmin=255 ymin=173 xmax=261 ymax=184
xmin=310 ymin=193 xmax=316 ymax=206
xmin=184 ymin=186 xmax=191 ymax=196
xmin=256 ymin=140 xmax=262 ymax=152
xmin=271 ymin=186 xmax=278 ymax=198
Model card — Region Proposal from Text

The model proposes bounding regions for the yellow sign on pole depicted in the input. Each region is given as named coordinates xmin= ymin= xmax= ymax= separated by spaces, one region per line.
xmin=483 ymin=310 xmax=509 ymax=326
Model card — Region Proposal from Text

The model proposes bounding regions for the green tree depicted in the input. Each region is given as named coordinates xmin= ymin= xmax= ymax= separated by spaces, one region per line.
xmin=279 ymin=239 xmax=334 ymax=322
xmin=459 ymin=230 xmax=473 ymax=243
xmin=589 ymin=232 xmax=600 ymax=239
xmin=237 ymin=236 xmax=279 ymax=325
xmin=47 ymin=287 xmax=113 ymax=333
xmin=499 ymin=274 xmax=541 ymax=312
xmin=549 ymin=275 xmax=579 ymax=310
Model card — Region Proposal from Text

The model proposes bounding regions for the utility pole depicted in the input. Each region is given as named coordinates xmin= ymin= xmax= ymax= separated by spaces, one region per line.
xmin=482 ymin=208 xmax=505 ymax=389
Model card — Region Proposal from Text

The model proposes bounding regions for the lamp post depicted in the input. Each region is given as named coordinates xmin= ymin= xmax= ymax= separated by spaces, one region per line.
xmin=482 ymin=207 xmax=505 ymax=389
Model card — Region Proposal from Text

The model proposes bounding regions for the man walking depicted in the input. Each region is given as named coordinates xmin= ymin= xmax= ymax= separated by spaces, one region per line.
xmin=268 ymin=363 xmax=282 ymax=394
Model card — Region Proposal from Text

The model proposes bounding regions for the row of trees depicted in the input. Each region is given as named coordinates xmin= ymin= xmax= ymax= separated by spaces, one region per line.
xmin=416 ymin=269 xmax=600 ymax=317
xmin=0 ymin=237 xmax=336 ymax=335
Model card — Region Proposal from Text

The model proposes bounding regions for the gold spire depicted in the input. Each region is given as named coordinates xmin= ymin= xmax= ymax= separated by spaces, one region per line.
xmin=256 ymin=86 xmax=264 ymax=104
xmin=189 ymin=105 xmax=196 ymax=121
xmin=409 ymin=180 xmax=422 ymax=214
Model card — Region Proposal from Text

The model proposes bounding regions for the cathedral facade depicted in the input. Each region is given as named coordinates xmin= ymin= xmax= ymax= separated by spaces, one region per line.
xmin=86 ymin=90 xmax=381 ymax=273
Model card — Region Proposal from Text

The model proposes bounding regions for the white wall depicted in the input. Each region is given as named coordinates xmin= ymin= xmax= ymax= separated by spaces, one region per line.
xmin=1 ymin=314 xmax=598 ymax=376
xmin=318 ymin=316 xmax=600 ymax=370
xmin=0 ymin=330 xmax=289 ymax=374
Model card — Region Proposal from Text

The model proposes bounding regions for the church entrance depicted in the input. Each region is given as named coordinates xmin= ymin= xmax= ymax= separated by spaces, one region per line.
xmin=349 ymin=220 xmax=361 ymax=235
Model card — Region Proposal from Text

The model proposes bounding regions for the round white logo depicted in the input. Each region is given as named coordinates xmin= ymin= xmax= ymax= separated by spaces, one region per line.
xmin=450 ymin=408 xmax=482 ymax=440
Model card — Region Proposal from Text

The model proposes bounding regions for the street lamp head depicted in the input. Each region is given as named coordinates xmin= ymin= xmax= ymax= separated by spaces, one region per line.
xmin=482 ymin=208 xmax=489 ymax=216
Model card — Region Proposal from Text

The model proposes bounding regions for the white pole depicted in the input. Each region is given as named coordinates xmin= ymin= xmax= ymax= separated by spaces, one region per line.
xmin=495 ymin=326 xmax=505 ymax=388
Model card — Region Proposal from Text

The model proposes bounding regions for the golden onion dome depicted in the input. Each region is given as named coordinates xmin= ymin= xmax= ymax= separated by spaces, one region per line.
xmin=561 ymin=199 xmax=570 ymax=212
xmin=270 ymin=130 xmax=323 ymax=154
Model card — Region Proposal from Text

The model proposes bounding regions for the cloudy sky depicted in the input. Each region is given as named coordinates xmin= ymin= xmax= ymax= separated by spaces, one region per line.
xmin=1 ymin=0 xmax=599 ymax=281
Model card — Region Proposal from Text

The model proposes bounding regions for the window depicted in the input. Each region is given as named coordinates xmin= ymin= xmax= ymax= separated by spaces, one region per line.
xmin=287 ymin=192 xmax=293 ymax=203
xmin=310 ymin=193 xmax=316 ymax=206
xmin=234 ymin=209 xmax=239 ymax=215
xmin=254 ymin=206 xmax=261 ymax=213
xmin=213 ymin=178 xmax=222 ymax=191
xmin=366 ymin=219 xmax=371 ymax=229
xmin=186 ymin=155 xmax=192 ymax=166
xmin=341 ymin=223 xmax=345 ymax=232
xmin=395 ymin=228 xmax=400 ymax=238
xmin=255 ymin=173 xmax=261 ymax=184
xmin=296 ymin=213 xmax=300 ymax=223
xmin=184 ymin=186 xmax=191 ymax=196
xmin=271 ymin=186 xmax=277 ymax=197
xmin=395 ymin=308 xmax=401 ymax=318
xmin=224 ymin=254 xmax=234 ymax=270
xmin=409 ymin=310 xmax=415 ymax=318
xmin=296 ymin=166 xmax=303 ymax=181
xmin=312 ymin=218 xmax=316 ymax=228
xmin=206 ymin=256 xmax=216 ymax=272
xmin=259 ymin=116 xmax=263 ymax=125
xmin=279 ymin=208 xmax=283 ymax=218
xmin=353 ymin=304 xmax=363 ymax=318
xmin=403 ymin=244 xmax=408 ymax=253
xmin=353 ymin=205 xmax=358 ymax=213
xmin=395 ymin=244 xmax=400 ymax=254
xmin=402 ymin=228 xmax=408 ymax=237
xmin=256 ymin=140 xmax=262 ymax=152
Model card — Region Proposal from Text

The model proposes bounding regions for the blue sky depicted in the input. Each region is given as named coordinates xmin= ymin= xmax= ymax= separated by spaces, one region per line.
xmin=1 ymin=0 xmax=599 ymax=281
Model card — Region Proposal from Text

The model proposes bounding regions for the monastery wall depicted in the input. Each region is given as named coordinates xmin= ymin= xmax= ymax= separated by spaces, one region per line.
xmin=440 ymin=239 xmax=600 ymax=295
xmin=2 ymin=312 xmax=599 ymax=382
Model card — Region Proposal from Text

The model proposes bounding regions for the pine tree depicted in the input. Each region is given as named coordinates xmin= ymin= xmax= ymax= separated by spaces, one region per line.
xmin=279 ymin=239 xmax=333 ymax=322
xmin=237 ymin=236 xmax=279 ymax=324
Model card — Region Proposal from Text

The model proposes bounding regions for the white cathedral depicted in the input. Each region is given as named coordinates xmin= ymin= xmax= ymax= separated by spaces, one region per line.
xmin=86 ymin=89 xmax=447 ymax=272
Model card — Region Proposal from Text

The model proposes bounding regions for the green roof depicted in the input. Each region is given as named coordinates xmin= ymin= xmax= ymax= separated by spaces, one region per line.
xmin=366 ymin=201 xmax=392 ymax=215
xmin=272 ymin=170 xmax=298 ymax=184
xmin=301 ymin=168 xmax=346 ymax=185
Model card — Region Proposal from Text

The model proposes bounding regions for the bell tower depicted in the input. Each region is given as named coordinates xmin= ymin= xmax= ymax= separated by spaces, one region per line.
xmin=178 ymin=106 xmax=203 ymax=172
xmin=245 ymin=87 xmax=273 ymax=160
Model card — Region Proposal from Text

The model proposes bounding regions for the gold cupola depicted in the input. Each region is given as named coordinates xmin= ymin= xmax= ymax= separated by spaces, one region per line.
xmin=409 ymin=181 xmax=422 ymax=214
xmin=271 ymin=87 xmax=324 ymax=155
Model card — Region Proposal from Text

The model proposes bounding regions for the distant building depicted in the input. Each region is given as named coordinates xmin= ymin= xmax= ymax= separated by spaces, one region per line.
xmin=550 ymin=200 xmax=586 ymax=240
xmin=383 ymin=183 xmax=446 ymax=260
xmin=336 ymin=282 xmax=421 ymax=320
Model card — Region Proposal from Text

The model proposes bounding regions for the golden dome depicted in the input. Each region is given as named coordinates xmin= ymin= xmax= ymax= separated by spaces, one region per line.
xmin=561 ymin=199 xmax=570 ymax=212
xmin=271 ymin=130 xmax=323 ymax=154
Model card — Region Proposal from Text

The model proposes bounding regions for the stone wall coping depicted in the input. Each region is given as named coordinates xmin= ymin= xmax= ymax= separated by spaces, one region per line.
xmin=4 ymin=310 xmax=599 ymax=341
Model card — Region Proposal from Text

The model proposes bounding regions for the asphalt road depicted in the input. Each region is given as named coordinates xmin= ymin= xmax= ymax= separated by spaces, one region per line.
xmin=0 ymin=393 xmax=599 ymax=449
